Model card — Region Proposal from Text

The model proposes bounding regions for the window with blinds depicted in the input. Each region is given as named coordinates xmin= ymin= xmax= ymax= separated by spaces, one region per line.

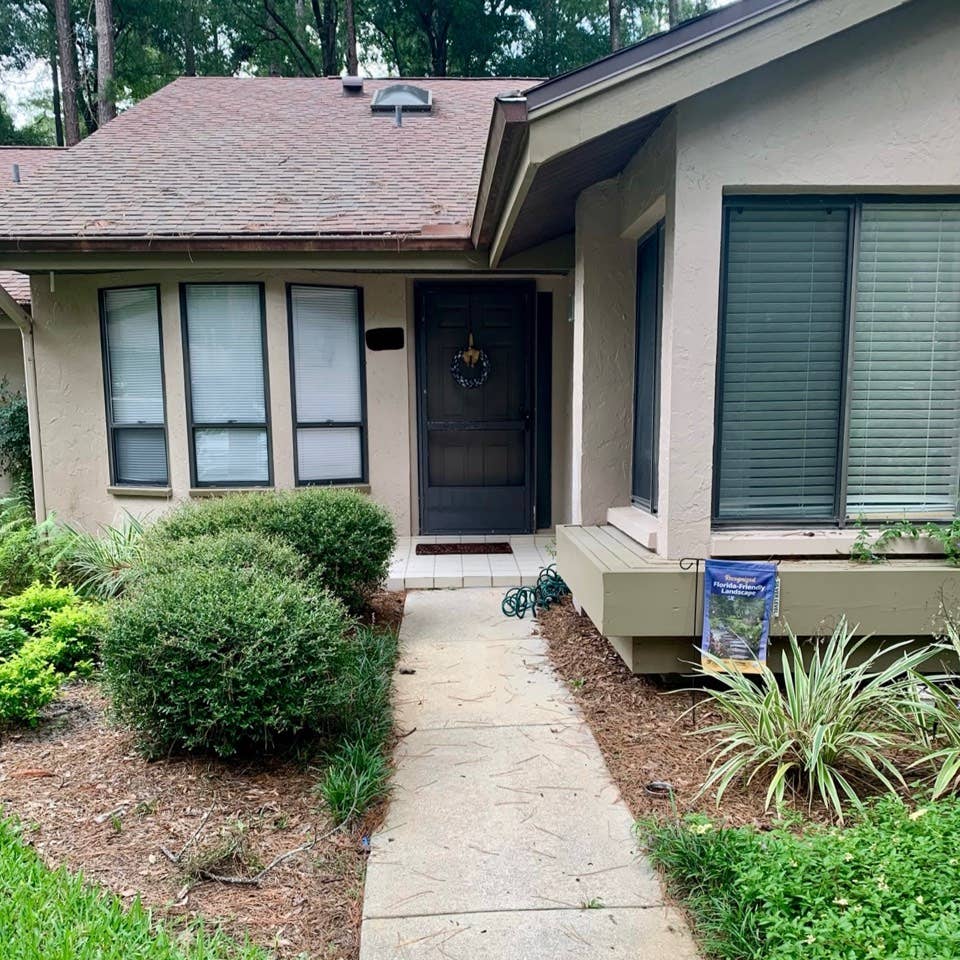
xmin=847 ymin=205 xmax=960 ymax=517
xmin=288 ymin=285 xmax=365 ymax=484
xmin=182 ymin=284 xmax=271 ymax=486
xmin=716 ymin=207 xmax=848 ymax=522
xmin=715 ymin=198 xmax=960 ymax=526
xmin=101 ymin=286 xmax=168 ymax=485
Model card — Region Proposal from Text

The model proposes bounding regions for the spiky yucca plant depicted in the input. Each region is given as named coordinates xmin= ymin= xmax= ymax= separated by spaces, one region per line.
xmin=58 ymin=515 xmax=148 ymax=600
xmin=696 ymin=620 xmax=936 ymax=821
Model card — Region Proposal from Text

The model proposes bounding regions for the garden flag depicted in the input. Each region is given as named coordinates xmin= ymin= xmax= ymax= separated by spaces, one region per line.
xmin=701 ymin=560 xmax=777 ymax=674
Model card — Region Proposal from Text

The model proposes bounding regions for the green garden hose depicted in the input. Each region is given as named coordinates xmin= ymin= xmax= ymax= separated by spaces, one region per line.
xmin=501 ymin=563 xmax=569 ymax=619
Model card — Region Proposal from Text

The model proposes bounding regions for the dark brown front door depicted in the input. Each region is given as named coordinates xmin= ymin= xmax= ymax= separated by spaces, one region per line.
xmin=416 ymin=282 xmax=534 ymax=534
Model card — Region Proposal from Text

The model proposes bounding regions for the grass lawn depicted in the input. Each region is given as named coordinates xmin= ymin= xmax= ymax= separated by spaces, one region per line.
xmin=0 ymin=816 xmax=267 ymax=959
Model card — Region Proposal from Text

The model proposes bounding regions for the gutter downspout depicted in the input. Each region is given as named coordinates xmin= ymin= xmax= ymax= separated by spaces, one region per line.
xmin=0 ymin=282 xmax=47 ymax=522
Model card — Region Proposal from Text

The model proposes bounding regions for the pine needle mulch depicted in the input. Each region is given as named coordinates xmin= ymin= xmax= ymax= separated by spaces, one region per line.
xmin=536 ymin=597 xmax=782 ymax=828
xmin=0 ymin=590 xmax=406 ymax=960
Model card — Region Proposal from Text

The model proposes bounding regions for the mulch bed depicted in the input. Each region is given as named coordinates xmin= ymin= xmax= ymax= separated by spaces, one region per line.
xmin=415 ymin=542 xmax=512 ymax=555
xmin=537 ymin=597 xmax=820 ymax=828
xmin=0 ymin=590 xmax=407 ymax=960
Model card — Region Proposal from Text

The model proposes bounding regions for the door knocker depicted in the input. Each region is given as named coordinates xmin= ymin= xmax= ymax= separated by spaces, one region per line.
xmin=450 ymin=332 xmax=491 ymax=389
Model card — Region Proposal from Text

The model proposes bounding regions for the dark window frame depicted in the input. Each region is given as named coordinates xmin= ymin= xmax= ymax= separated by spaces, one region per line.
xmin=99 ymin=284 xmax=170 ymax=487
xmin=631 ymin=220 xmax=665 ymax=513
xmin=180 ymin=282 xmax=274 ymax=488
xmin=286 ymin=283 xmax=369 ymax=487
xmin=713 ymin=193 xmax=960 ymax=528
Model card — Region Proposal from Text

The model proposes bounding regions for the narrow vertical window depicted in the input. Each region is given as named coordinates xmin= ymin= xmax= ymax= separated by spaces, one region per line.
xmin=101 ymin=286 xmax=168 ymax=485
xmin=632 ymin=223 xmax=664 ymax=512
xmin=182 ymin=283 xmax=271 ymax=486
xmin=846 ymin=204 xmax=960 ymax=517
xmin=289 ymin=285 xmax=365 ymax=484
xmin=715 ymin=206 xmax=848 ymax=522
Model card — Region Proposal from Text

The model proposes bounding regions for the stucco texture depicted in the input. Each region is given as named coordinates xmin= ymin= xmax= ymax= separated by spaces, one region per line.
xmin=30 ymin=270 xmax=572 ymax=535
xmin=590 ymin=0 xmax=960 ymax=559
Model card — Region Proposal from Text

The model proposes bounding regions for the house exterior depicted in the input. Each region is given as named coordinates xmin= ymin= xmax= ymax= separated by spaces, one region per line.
xmin=2 ymin=0 xmax=959 ymax=668
xmin=0 ymin=147 xmax=61 ymax=493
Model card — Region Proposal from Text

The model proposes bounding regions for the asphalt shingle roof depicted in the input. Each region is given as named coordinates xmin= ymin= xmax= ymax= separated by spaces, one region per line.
xmin=0 ymin=77 xmax=534 ymax=244
xmin=0 ymin=147 xmax=62 ymax=305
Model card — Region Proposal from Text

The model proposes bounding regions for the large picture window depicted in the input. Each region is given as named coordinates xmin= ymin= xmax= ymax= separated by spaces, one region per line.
xmin=715 ymin=198 xmax=960 ymax=525
xmin=288 ymin=285 xmax=366 ymax=484
xmin=182 ymin=283 xmax=271 ymax=486
xmin=100 ymin=286 xmax=168 ymax=486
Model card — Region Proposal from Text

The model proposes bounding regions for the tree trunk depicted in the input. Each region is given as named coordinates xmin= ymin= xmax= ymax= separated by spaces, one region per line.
xmin=53 ymin=0 xmax=81 ymax=145
xmin=345 ymin=0 xmax=358 ymax=75
xmin=668 ymin=0 xmax=679 ymax=27
xmin=183 ymin=3 xmax=198 ymax=75
xmin=95 ymin=0 xmax=116 ymax=124
xmin=608 ymin=0 xmax=621 ymax=51
xmin=48 ymin=26 xmax=65 ymax=147
xmin=310 ymin=0 xmax=338 ymax=75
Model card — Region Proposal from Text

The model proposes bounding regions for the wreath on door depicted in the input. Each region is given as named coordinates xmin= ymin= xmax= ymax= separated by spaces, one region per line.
xmin=450 ymin=332 xmax=490 ymax=389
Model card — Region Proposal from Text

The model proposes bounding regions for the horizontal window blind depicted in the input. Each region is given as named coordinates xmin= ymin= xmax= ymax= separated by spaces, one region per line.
xmin=846 ymin=205 xmax=960 ymax=516
xmin=291 ymin=287 xmax=362 ymax=422
xmin=716 ymin=207 xmax=848 ymax=521
xmin=290 ymin=285 xmax=364 ymax=483
xmin=102 ymin=287 xmax=167 ymax=485
xmin=184 ymin=284 xmax=269 ymax=484
xmin=185 ymin=285 xmax=266 ymax=422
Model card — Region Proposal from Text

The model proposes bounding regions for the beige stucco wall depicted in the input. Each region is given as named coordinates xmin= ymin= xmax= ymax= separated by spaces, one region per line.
xmin=29 ymin=269 xmax=572 ymax=534
xmin=0 ymin=327 xmax=25 ymax=495
xmin=589 ymin=0 xmax=960 ymax=559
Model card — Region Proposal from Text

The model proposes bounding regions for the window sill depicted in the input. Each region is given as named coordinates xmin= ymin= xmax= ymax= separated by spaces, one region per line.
xmin=297 ymin=482 xmax=371 ymax=494
xmin=711 ymin=528 xmax=948 ymax=558
xmin=189 ymin=486 xmax=275 ymax=498
xmin=108 ymin=485 xmax=173 ymax=499
xmin=607 ymin=505 xmax=658 ymax=551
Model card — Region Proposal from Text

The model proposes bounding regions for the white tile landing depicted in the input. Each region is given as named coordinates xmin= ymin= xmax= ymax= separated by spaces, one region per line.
xmin=387 ymin=535 xmax=556 ymax=590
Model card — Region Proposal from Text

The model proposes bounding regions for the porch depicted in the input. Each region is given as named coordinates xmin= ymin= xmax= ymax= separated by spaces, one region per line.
xmin=557 ymin=524 xmax=960 ymax=673
xmin=386 ymin=534 xmax=556 ymax=590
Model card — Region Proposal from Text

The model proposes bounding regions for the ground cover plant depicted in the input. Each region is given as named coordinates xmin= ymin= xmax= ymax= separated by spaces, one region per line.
xmin=0 ymin=815 xmax=269 ymax=960
xmin=644 ymin=797 xmax=960 ymax=960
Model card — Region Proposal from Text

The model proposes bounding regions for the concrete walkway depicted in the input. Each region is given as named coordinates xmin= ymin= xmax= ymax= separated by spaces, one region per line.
xmin=359 ymin=589 xmax=698 ymax=959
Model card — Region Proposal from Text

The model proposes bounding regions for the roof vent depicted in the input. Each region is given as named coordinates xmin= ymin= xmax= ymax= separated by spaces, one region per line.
xmin=371 ymin=84 xmax=432 ymax=113
xmin=342 ymin=75 xmax=363 ymax=94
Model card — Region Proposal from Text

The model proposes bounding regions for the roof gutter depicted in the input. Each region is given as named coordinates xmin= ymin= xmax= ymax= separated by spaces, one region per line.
xmin=0 ymin=234 xmax=475 ymax=255
xmin=471 ymin=95 xmax=530 ymax=250
xmin=0 ymin=282 xmax=46 ymax=522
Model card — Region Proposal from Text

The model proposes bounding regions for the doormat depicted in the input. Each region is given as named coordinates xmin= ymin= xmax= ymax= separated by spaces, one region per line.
xmin=416 ymin=542 xmax=513 ymax=556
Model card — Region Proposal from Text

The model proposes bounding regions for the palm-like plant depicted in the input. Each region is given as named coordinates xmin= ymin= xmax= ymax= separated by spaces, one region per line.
xmin=696 ymin=620 xmax=936 ymax=821
xmin=57 ymin=515 xmax=148 ymax=600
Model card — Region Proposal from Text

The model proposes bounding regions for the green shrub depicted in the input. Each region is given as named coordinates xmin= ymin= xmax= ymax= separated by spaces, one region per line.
xmin=0 ymin=582 xmax=77 ymax=632
xmin=101 ymin=563 xmax=354 ymax=757
xmin=644 ymin=797 xmax=960 ymax=960
xmin=319 ymin=736 xmax=390 ymax=823
xmin=0 ymin=500 xmax=58 ymax=596
xmin=696 ymin=620 xmax=936 ymax=820
xmin=0 ymin=637 xmax=63 ymax=725
xmin=153 ymin=488 xmax=396 ymax=609
xmin=0 ymin=816 xmax=269 ymax=959
xmin=57 ymin=516 xmax=148 ymax=600
xmin=0 ymin=623 xmax=28 ymax=660
xmin=0 ymin=379 xmax=32 ymax=505
xmin=134 ymin=531 xmax=314 ymax=585
xmin=42 ymin=603 xmax=105 ymax=674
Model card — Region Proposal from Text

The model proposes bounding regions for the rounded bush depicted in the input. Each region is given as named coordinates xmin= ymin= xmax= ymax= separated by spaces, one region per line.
xmin=101 ymin=563 xmax=354 ymax=757
xmin=153 ymin=489 xmax=396 ymax=610
xmin=135 ymin=531 xmax=314 ymax=584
